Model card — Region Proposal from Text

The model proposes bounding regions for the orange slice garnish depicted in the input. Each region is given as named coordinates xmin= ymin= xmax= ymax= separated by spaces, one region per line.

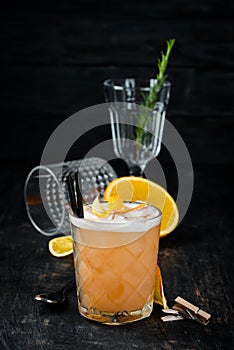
xmin=104 ymin=176 xmax=179 ymax=238
xmin=107 ymin=195 xmax=123 ymax=212
xmin=92 ymin=196 xmax=109 ymax=217
xmin=92 ymin=196 xmax=148 ymax=217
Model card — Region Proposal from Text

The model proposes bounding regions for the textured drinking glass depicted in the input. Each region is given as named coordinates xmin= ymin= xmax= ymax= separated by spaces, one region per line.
xmin=104 ymin=78 xmax=171 ymax=176
xmin=70 ymin=202 xmax=162 ymax=325
xmin=24 ymin=158 xmax=117 ymax=236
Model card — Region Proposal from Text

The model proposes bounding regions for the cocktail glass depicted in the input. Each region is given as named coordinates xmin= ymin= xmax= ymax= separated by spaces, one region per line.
xmin=104 ymin=78 xmax=171 ymax=176
xmin=70 ymin=201 xmax=162 ymax=325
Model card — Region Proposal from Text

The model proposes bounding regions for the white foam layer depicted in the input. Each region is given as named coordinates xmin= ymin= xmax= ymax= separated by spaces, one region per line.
xmin=70 ymin=202 xmax=161 ymax=233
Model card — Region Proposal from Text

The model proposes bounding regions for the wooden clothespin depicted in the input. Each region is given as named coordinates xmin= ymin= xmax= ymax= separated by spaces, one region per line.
xmin=161 ymin=296 xmax=211 ymax=325
xmin=173 ymin=296 xmax=211 ymax=325
xmin=161 ymin=308 xmax=184 ymax=322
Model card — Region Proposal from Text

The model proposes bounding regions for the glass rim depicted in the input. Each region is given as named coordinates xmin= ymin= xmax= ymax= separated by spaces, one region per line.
xmin=24 ymin=165 xmax=66 ymax=236
xmin=103 ymin=78 xmax=171 ymax=90
xmin=69 ymin=200 xmax=162 ymax=226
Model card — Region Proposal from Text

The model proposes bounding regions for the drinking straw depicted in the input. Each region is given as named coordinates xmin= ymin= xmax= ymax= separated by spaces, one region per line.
xmin=66 ymin=175 xmax=79 ymax=216
xmin=75 ymin=171 xmax=84 ymax=218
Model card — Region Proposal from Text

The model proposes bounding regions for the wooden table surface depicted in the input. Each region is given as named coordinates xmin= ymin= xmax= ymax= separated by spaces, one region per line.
xmin=0 ymin=162 xmax=233 ymax=349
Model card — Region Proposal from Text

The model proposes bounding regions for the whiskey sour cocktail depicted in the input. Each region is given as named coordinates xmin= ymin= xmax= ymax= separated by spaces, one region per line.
xmin=70 ymin=201 xmax=162 ymax=325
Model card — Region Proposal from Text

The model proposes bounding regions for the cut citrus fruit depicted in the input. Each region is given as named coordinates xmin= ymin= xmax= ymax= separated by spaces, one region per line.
xmin=48 ymin=235 xmax=73 ymax=257
xmin=91 ymin=195 xmax=142 ymax=217
xmin=154 ymin=265 xmax=168 ymax=308
xmin=103 ymin=176 xmax=179 ymax=238
xmin=107 ymin=195 xmax=123 ymax=212
xmin=92 ymin=196 xmax=109 ymax=217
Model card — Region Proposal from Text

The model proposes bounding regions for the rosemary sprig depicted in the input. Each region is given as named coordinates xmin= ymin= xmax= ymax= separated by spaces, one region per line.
xmin=145 ymin=38 xmax=175 ymax=109
xmin=135 ymin=38 xmax=175 ymax=144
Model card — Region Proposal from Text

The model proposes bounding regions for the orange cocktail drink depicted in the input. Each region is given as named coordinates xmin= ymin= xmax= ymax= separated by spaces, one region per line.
xmin=70 ymin=201 xmax=161 ymax=325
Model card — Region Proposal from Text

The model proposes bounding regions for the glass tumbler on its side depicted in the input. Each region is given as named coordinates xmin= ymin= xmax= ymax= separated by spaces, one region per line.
xmin=70 ymin=202 xmax=162 ymax=325
xmin=24 ymin=158 xmax=117 ymax=236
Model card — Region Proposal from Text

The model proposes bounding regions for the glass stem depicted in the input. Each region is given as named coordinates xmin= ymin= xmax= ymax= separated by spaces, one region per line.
xmin=125 ymin=160 xmax=145 ymax=177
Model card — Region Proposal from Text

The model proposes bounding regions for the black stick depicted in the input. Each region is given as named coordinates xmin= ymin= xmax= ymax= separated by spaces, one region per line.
xmin=75 ymin=171 xmax=84 ymax=218
xmin=66 ymin=175 xmax=79 ymax=216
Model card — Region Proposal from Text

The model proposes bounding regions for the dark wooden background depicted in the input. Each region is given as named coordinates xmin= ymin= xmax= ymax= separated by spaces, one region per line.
xmin=0 ymin=0 xmax=233 ymax=166
xmin=0 ymin=1 xmax=233 ymax=349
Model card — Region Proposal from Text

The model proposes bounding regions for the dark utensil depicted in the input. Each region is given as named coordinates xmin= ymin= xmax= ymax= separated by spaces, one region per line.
xmin=35 ymin=278 xmax=76 ymax=304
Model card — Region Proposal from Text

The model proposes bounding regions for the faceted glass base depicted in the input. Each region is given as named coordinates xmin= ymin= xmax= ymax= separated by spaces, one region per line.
xmin=78 ymin=301 xmax=154 ymax=325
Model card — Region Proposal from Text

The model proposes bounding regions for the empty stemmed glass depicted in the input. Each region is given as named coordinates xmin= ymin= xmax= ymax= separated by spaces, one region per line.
xmin=104 ymin=78 xmax=171 ymax=177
